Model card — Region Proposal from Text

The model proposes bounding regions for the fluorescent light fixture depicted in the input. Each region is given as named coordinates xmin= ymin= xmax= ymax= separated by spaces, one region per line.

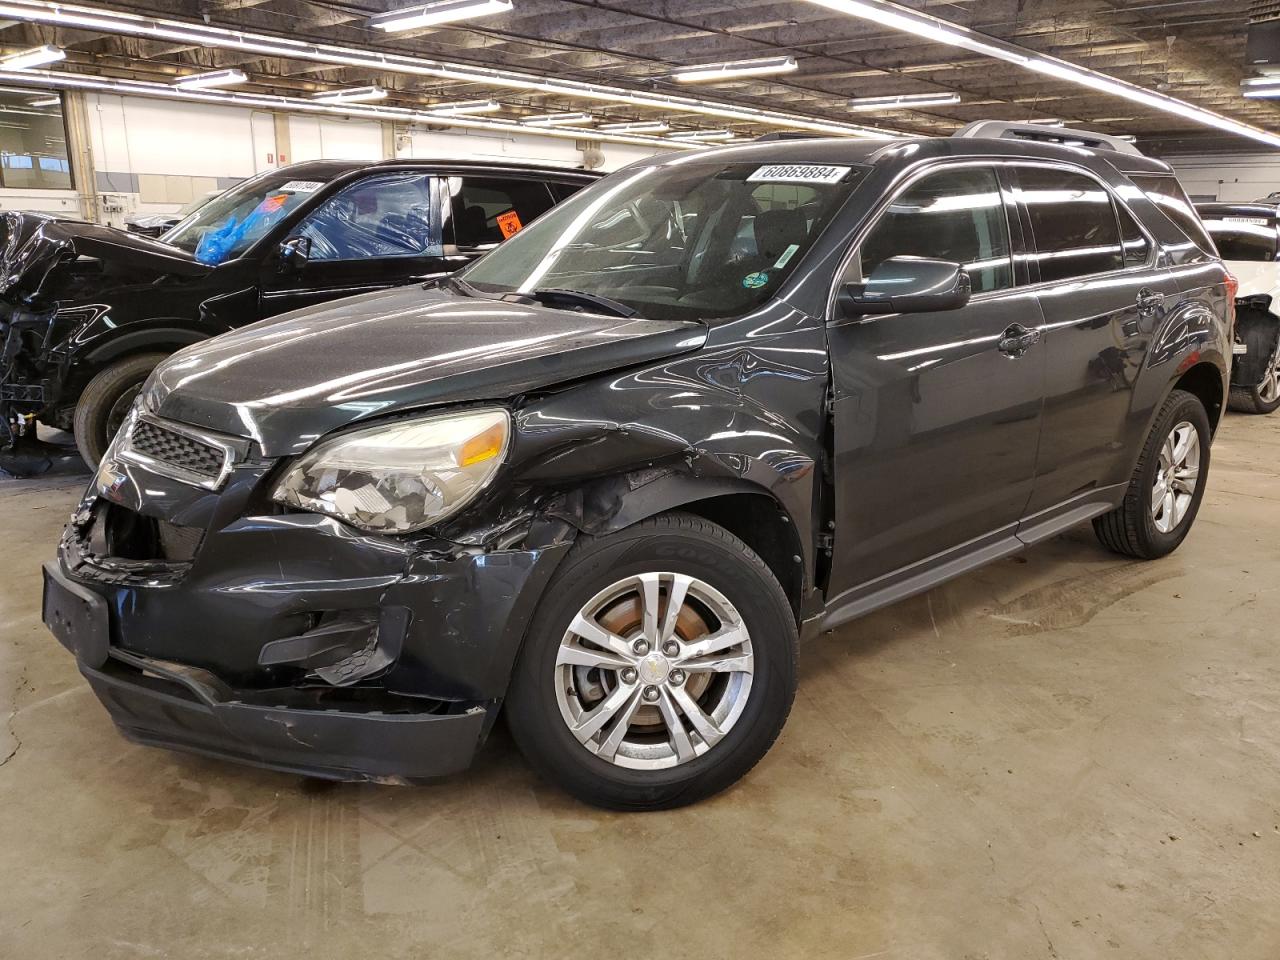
xmin=599 ymin=120 xmax=670 ymax=133
xmin=848 ymin=91 xmax=960 ymax=111
xmin=0 ymin=67 xmax=694 ymax=153
xmin=800 ymin=0 xmax=1280 ymax=150
xmin=521 ymin=111 xmax=593 ymax=126
xmin=669 ymin=129 xmax=734 ymax=141
xmin=369 ymin=0 xmax=512 ymax=32
xmin=0 ymin=45 xmax=63 ymax=70
xmin=1025 ymin=118 xmax=1065 ymax=127
xmin=671 ymin=56 xmax=797 ymax=84
xmin=425 ymin=98 xmax=500 ymax=115
xmin=0 ymin=1 xmax=903 ymax=139
xmin=1241 ymin=76 xmax=1280 ymax=89
xmin=27 ymin=95 xmax=58 ymax=106
xmin=1115 ymin=134 xmax=1136 ymax=143
xmin=310 ymin=85 xmax=387 ymax=104
xmin=173 ymin=68 xmax=246 ymax=90
xmin=806 ymin=0 xmax=1028 ymax=65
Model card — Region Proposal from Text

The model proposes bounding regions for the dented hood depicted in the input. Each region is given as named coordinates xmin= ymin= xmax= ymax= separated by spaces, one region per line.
xmin=151 ymin=284 xmax=707 ymax=456
xmin=0 ymin=211 xmax=207 ymax=302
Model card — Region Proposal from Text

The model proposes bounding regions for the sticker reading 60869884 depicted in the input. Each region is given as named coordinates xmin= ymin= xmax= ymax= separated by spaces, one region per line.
xmin=747 ymin=164 xmax=851 ymax=185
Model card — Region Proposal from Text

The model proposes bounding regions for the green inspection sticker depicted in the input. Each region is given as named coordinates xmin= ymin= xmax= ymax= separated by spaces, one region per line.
xmin=742 ymin=271 xmax=769 ymax=289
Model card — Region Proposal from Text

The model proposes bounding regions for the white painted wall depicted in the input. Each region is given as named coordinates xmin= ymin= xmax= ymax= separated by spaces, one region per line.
xmin=0 ymin=93 xmax=678 ymax=223
xmin=395 ymin=125 xmax=670 ymax=171
xmin=287 ymin=115 xmax=383 ymax=164
xmin=0 ymin=188 xmax=79 ymax=216
xmin=1165 ymin=152 xmax=1280 ymax=202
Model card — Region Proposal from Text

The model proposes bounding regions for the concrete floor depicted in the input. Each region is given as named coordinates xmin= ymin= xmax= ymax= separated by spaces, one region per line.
xmin=2 ymin=416 xmax=1279 ymax=960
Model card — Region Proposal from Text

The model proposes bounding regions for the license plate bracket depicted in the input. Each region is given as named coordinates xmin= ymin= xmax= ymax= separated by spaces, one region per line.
xmin=42 ymin=562 xmax=109 ymax=668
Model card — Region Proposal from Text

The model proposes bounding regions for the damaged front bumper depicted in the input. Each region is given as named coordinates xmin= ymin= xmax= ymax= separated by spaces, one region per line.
xmin=44 ymin=443 xmax=572 ymax=782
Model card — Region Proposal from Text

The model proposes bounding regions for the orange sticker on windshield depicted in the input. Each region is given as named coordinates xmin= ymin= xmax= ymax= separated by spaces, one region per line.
xmin=496 ymin=209 xmax=523 ymax=239
xmin=258 ymin=193 xmax=288 ymax=214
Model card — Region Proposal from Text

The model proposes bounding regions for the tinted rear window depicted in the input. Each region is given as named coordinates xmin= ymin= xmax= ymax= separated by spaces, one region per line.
xmin=1130 ymin=175 xmax=1217 ymax=256
xmin=1016 ymin=167 xmax=1123 ymax=283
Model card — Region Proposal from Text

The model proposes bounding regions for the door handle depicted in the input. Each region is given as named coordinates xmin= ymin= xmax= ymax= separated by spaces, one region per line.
xmin=1136 ymin=288 xmax=1165 ymax=315
xmin=997 ymin=323 xmax=1041 ymax=358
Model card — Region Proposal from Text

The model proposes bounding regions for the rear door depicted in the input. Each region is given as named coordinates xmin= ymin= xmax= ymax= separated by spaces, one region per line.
xmin=825 ymin=163 xmax=1046 ymax=598
xmin=1010 ymin=163 xmax=1182 ymax=526
xmin=441 ymin=174 xmax=559 ymax=264
xmin=260 ymin=171 xmax=447 ymax=317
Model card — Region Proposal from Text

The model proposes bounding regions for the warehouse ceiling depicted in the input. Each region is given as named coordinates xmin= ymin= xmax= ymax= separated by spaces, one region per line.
xmin=1 ymin=0 xmax=1277 ymax=154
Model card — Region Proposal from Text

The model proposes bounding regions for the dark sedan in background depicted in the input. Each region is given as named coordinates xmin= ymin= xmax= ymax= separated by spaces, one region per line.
xmin=0 ymin=158 xmax=598 ymax=465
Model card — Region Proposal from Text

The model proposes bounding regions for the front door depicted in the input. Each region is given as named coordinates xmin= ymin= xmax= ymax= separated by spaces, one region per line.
xmin=260 ymin=172 xmax=449 ymax=317
xmin=826 ymin=164 xmax=1046 ymax=603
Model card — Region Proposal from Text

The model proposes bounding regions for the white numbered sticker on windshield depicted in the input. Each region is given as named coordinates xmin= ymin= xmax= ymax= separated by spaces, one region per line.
xmin=1223 ymin=216 xmax=1269 ymax=225
xmin=747 ymin=164 xmax=851 ymax=185
xmin=280 ymin=180 xmax=324 ymax=193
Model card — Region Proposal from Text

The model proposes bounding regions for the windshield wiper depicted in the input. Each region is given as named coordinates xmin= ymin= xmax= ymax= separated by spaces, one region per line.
xmin=428 ymin=274 xmax=482 ymax=298
xmin=507 ymin=287 xmax=638 ymax=318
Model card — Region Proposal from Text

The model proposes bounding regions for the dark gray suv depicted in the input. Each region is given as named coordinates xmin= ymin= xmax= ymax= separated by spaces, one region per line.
xmin=43 ymin=126 xmax=1232 ymax=810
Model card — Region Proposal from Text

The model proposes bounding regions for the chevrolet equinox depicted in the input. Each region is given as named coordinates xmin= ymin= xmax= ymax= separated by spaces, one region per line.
xmin=43 ymin=126 xmax=1232 ymax=810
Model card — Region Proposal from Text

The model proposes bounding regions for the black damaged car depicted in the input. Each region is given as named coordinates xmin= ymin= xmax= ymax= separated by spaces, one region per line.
xmin=0 ymin=158 xmax=597 ymax=466
xmin=43 ymin=126 xmax=1232 ymax=809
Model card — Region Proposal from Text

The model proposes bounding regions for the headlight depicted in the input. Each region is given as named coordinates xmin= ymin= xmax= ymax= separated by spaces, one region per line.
xmin=271 ymin=408 xmax=510 ymax=534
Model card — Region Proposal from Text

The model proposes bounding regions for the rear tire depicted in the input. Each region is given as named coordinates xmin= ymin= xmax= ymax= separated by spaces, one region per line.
xmin=73 ymin=353 xmax=167 ymax=468
xmin=505 ymin=512 xmax=798 ymax=811
xmin=1093 ymin=388 xmax=1210 ymax=559
xmin=1228 ymin=384 xmax=1280 ymax=415
xmin=1228 ymin=335 xmax=1280 ymax=414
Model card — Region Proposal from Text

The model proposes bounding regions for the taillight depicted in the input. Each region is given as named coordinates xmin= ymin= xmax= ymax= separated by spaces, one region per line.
xmin=1224 ymin=270 xmax=1239 ymax=334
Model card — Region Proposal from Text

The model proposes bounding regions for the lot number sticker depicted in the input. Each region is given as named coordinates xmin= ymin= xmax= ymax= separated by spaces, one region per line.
xmin=747 ymin=164 xmax=851 ymax=185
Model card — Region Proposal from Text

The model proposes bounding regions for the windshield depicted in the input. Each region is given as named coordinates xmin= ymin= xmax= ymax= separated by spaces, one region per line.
xmin=163 ymin=170 xmax=334 ymax=265
xmin=460 ymin=159 xmax=866 ymax=321
xmin=1201 ymin=217 xmax=1279 ymax=262
xmin=175 ymin=191 xmax=218 ymax=218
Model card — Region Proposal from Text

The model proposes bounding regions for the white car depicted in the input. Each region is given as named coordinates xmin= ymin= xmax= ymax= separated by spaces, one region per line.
xmin=1196 ymin=202 xmax=1280 ymax=413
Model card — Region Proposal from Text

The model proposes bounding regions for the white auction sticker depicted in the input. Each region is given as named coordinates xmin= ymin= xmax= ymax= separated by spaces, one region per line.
xmin=280 ymin=180 xmax=324 ymax=193
xmin=773 ymin=243 xmax=800 ymax=269
xmin=747 ymin=164 xmax=851 ymax=185
xmin=1223 ymin=216 xmax=1270 ymax=225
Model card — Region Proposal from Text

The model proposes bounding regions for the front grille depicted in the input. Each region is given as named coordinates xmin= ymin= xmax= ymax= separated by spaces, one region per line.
xmin=130 ymin=418 xmax=225 ymax=479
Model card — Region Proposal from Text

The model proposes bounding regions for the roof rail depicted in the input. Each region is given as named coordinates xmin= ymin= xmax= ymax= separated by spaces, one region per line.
xmin=753 ymin=131 xmax=822 ymax=142
xmin=951 ymin=120 xmax=1142 ymax=157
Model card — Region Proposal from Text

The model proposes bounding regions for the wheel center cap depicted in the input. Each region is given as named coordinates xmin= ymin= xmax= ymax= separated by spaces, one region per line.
xmin=638 ymin=653 xmax=670 ymax=685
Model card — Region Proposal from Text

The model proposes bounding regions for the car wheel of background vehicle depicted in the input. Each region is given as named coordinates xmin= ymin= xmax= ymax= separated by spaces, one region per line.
xmin=73 ymin=353 xmax=167 ymax=468
xmin=1228 ymin=343 xmax=1280 ymax=414
xmin=1093 ymin=388 xmax=1210 ymax=560
xmin=504 ymin=512 xmax=798 ymax=811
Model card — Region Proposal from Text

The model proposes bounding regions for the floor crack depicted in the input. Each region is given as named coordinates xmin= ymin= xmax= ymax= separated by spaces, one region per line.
xmin=0 ymin=670 xmax=29 ymax=770
xmin=1033 ymin=903 xmax=1060 ymax=959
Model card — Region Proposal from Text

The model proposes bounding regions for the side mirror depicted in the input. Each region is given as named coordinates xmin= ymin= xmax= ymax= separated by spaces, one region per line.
xmin=278 ymin=235 xmax=311 ymax=271
xmin=838 ymin=256 xmax=971 ymax=316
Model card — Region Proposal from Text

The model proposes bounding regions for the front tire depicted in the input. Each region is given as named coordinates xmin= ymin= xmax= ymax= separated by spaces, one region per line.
xmin=505 ymin=512 xmax=798 ymax=810
xmin=73 ymin=353 xmax=167 ymax=468
xmin=1093 ymin=388 xmax=1210 ymax=559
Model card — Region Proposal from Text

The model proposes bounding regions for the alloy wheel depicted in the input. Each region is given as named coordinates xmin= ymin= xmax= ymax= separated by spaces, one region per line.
xmin=554 ymin=572 xmax=754 ymax=770
xmin=1151 ymin=420 xmax=1200 ymax=534
xmin=1259 ymin=351 xmax=1280 ymax=404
